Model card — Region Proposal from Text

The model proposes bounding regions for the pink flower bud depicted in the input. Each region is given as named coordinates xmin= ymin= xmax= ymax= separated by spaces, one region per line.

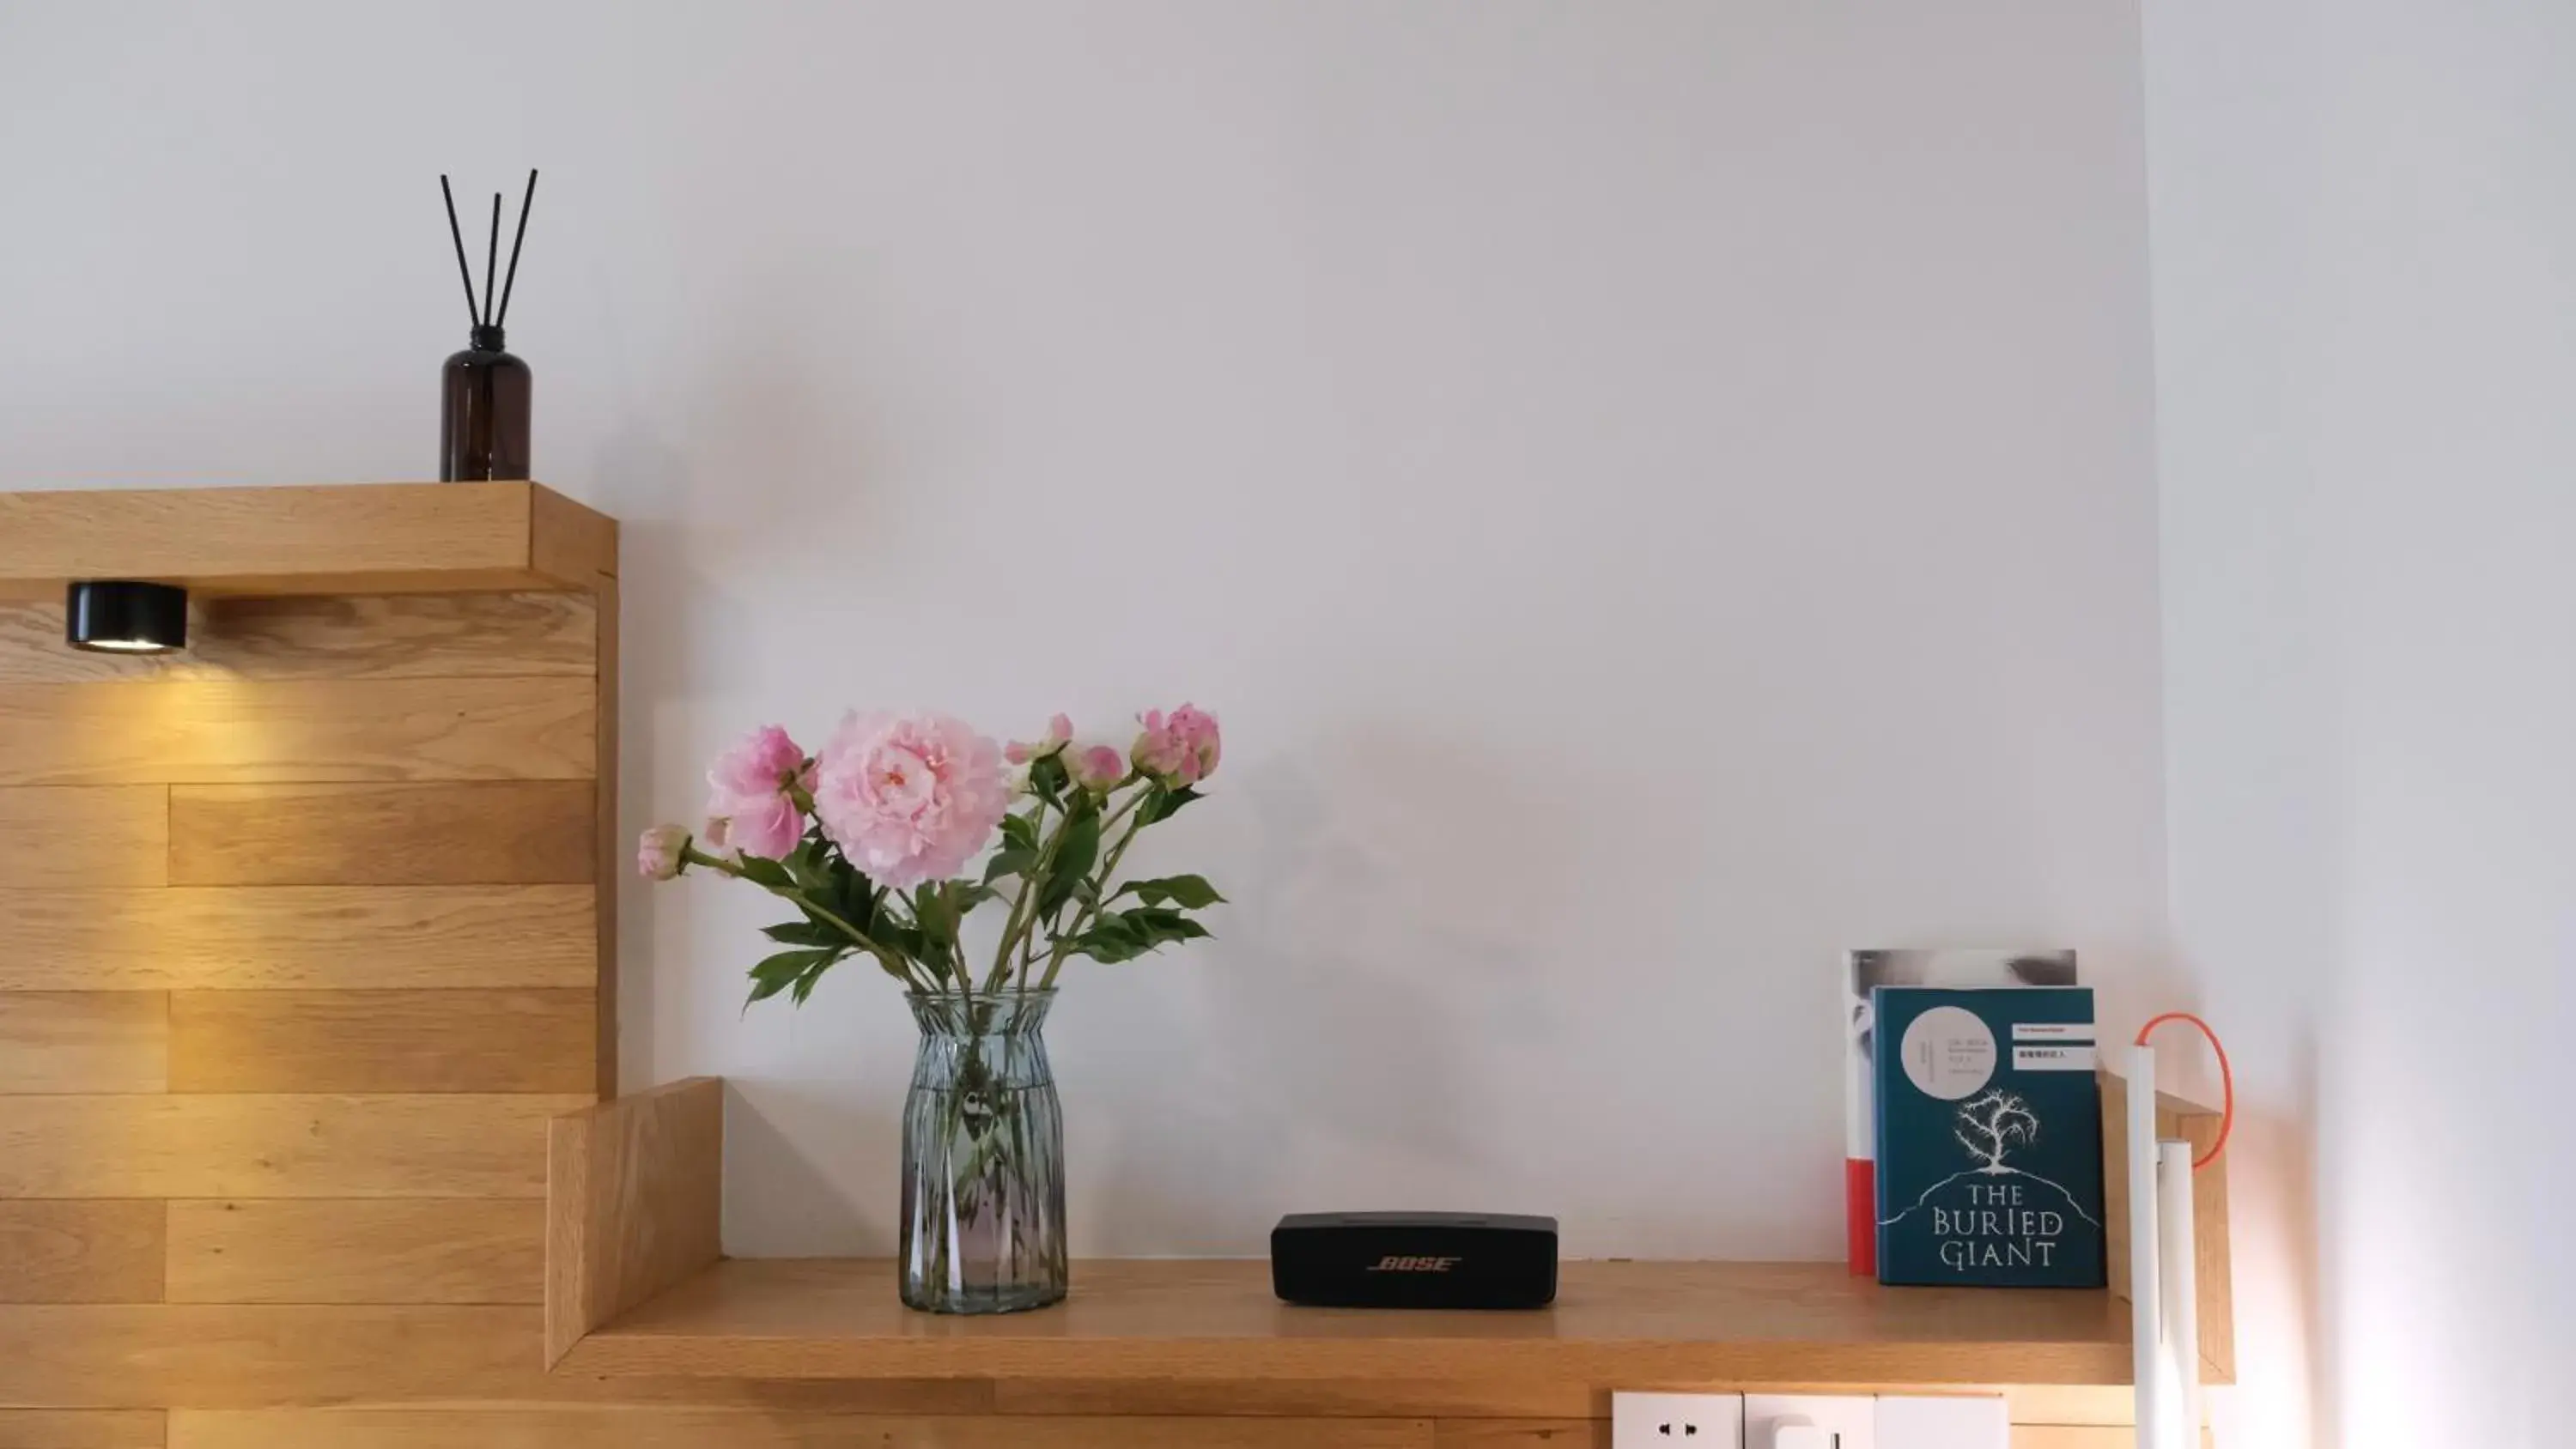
xmin=1132 ymin=704 xmax=1220 ymax=784
xmin=636 ymin=824 xmax=690 ymax=881
xmin=1005 ymin=712 xmax=1077 ymax=765
xmin=1072 ymin=744 xmax=1127 ymax=792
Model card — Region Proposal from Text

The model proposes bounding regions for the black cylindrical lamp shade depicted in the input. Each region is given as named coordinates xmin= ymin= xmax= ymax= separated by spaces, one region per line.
xmin=65 ymin=580 xmax=188 ymax=654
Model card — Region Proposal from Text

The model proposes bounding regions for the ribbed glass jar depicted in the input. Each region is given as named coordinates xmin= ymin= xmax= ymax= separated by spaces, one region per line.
xmin=898 ymin=989 xmax=1066 ymax=1314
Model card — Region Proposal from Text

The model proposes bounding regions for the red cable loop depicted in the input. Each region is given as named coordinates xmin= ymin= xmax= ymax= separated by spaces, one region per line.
xmin=2131 ymin=1011 xmax=2233 ymax=1170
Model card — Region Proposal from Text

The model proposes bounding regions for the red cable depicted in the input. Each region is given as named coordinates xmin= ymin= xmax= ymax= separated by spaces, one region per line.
xmin=2131 ymin=1011 xmax=2233 ymax=1169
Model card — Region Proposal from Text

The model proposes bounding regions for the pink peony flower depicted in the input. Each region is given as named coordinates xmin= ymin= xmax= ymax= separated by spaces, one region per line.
xmin=1071 ymin=743 xmax=1127 ymax=792
xmin=1132 ymin=704 xmax=1221 ymax=785
xmin=636 ymin=824 xmax=690 ymax=881
xmin=1004 ymin=712 xmax=1075 ymax=765
xmin=705 ymin=724 xmax=811 ymax=859
xmin=712 ymin=792 xmax=804 ymax=860
xmin=811 ymin=711 xmax=1010 ymax=888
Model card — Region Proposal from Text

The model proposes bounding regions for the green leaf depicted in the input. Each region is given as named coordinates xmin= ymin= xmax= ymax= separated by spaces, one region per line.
xmin=1066 ymin=915 xmax=1149 ymax=963
xmin=745 ymin=948 xmax=841 ymax=1008
xmin=1145 ymin=785 xmax=1202 ymax=823
xmin=782 ymin=840 xmax=834 ymax=894
xmin=1036 ymin=809 xmax=1101 ymax=919
xmin=999 ymin=812 xmax=1040 ymax=852
xmin=1115 ymin=874 xmax=1226 ymax=910
xmin=762 ymin=919 xmax=843 ymax=948
xmin=1122 ymin=906 xmax=1212 ymax=950
xmin=1029 ymin=754 xmax=1070 ymax=804
xmin=982 ymin=847 xmax=1038 ymax=885
xmin=734 ymin=854 xmax=793 ymax=889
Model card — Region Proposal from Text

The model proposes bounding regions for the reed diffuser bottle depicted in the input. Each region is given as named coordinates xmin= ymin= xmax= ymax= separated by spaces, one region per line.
xmin=438 ymin=172 xmax=538 ymax=482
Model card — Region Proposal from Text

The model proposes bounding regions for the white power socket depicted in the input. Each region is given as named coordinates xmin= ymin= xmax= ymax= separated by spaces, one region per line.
xmin=1744 ymin=1393 xmax=1874 ymax=1449
xmin=1612 ymin=1391 xmax=1745 ymax=1449
xmin=1875 ymin=1396 xmax=2008 ymax=1449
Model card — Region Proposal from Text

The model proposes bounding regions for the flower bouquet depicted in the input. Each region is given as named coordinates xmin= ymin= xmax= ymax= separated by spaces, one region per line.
xmin=637 ymin=706 xmax=1223 ymax=1313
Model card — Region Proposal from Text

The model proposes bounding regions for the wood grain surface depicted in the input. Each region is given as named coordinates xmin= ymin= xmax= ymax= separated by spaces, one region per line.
xmin=0 ymin=886 xmax=596 ymax=990
xmin=0 ymin=677 xmax=592 ymax=785
xmin=546 ymin=1078 xmax=723 ymax=1364
xmin=168 ymin=782 xmax=594 ymax=886
xmin=0 ymin=594 xmax=594 ymax=684
xmin=0 ymin=788 xmax=167 ymax=887
xmin=167 ymin=1410 xmax=1431 ymax=1449
xmin=0 ymin=1411 xmax=164 ymax=1448
xmin=0 ymin=1094 xmax=587 ymax=1197
xmin=0 ymin=483 xmax=611 ymax=599
xmin=167 ymin=990 xmax=594 ymax=1094
xmin=0 ymin=993 xmax=168 ymax=1093
xmin=562 ymin=1258 xmax=2140 ymax=1386
xmin=0 ymin=1202 xmax=166 ymax=1304
xmin=165 ymin=1199 xmax=545 ymax=1305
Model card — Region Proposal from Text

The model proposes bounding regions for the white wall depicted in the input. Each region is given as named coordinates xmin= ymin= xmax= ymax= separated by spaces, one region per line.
xmin=0 ymin=2 xmax=2166 ymax=1261
xmin=2144 ymin=1 xmax=2576 ymax=1444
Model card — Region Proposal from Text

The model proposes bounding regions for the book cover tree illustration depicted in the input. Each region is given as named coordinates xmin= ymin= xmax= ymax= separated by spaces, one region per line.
xmin=1872 ymin=987 xmax=2106 ymax=1288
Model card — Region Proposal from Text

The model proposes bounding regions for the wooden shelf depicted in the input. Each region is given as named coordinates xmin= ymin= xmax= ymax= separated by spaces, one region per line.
xmin=546 ymin=1078 xmax=2235 ymax=1391
xmin=557 ymin=1256 xmax=2139 ymax=1386
xmin=0 ymin=482 xmax=615 ymax=599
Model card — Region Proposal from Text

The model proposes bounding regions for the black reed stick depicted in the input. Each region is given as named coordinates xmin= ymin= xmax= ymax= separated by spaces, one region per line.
xmin=482 ymin=193 xmax=501 ymax=328
xmin=495 ymin=170 xmax=538 ymax=327
xmin=439 ymin=175 xmax=481 ymax=327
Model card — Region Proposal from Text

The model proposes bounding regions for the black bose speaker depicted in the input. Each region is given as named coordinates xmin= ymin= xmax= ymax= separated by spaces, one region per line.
xmin=1270 ymin=1212 xmax=1558 ymax=1309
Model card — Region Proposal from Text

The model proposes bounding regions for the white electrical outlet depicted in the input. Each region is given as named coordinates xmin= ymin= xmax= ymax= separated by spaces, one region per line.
xmin=1875 ymin=1395 xmax=2008 ymax=1449
xmin=1744 ymin=1393 xmax=1874 ymax=1449
xmin=1612 ymin=1391 xmax=1744 ymax=1449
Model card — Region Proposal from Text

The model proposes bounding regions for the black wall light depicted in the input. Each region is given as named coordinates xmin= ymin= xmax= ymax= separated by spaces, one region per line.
xmin=65 ymin=580 xmax=188 ymax=654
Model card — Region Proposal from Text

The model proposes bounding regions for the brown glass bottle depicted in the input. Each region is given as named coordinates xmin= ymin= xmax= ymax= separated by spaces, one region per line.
xmin=440 ymin=324 xmax=532 ymax=481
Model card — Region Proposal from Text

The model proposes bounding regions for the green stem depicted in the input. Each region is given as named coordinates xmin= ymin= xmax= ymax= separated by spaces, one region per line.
xmin=689 ymin=846 xmax=935 ymax=994
xmin=1038 ymin=796 xmax=1151 ymax=989
xmin=986 ymin=802 xmax=1054 ymax=991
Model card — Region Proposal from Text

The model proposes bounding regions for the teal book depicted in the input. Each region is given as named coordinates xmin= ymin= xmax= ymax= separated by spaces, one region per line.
xmin=1872 ymin=986 xmax=2105 ymax=1288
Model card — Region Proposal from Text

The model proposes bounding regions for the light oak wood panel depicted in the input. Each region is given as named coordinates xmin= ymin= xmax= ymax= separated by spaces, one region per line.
xmin=165 ymin=1199 xmax=544 ymax=1304
xmin=0 ymin=1202 xmax=165 ymax=1303
xmin=0 ymin=677 xmax=592 ymax=786
xmin=995 ymin=1379 xmax=1607 ymax=1419
xmin=530 ymin=488 xmax=621 ymax=595
xmin=0 ymin=788 xmax=167 ymax=888
xmin=0 ymin=595 xmax=596 ymax=685
xmin=997 ymin=1381 xmax=2134 ymax=1422
xmin=560 ymin=1258 xmax=2138 ymax=1385
xmin=0 ymin=886 xmax=595 ymax=990
xmin=0 ymin=1094 xmax=586 ymax=1198
xmin=168 ymin=782 xmax=594 ymax=887
xmin=547 ymin=1078 xmax=723 ymax=1364
xmin=588 ymin=576 xmax=620 ymax=1097
xmin=0 ymin=483 xmax=612 ymax=600
xmin=0 ymin=1412 xmax=163 ymax=1448
xmin=1431 ymin=1424 xmax=1601 ymax=1449
xmin=167 ymin=989 xmax=594 ymax=1094
xmin=0 ymin=1307 xmax=993 ymax=1410
xmin=167 ymin=1410 xmax=1429 ymax=1449
xmin=0 ymin=994 xmax=168 ymax=1093
xmin=2100 ymin=1070 xmax=2233 ymax=1381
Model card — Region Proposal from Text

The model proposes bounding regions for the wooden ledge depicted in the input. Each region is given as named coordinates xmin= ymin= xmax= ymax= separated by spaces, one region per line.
xmin=0 ymin=482 xmax=615 ymax=599
xmin=557 ymin=1256 xmax=2139 ymax=1385
xmin=545 ymin=1076 xmax=2233 ymax=1390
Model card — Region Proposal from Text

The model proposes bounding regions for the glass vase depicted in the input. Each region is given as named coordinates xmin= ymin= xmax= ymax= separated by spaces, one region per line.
xmin=899 ymin=989 xmax=1067 ymax=1314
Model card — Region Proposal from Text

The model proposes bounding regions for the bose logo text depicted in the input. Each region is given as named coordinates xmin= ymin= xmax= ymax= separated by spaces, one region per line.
xmin=1364 ymin=1255 xmax=1461 ymax=1273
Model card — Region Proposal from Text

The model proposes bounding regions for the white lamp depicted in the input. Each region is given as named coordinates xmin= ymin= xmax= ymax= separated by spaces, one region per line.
xmin=2126 ymin=1042 xmax=2201 ymax=1449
